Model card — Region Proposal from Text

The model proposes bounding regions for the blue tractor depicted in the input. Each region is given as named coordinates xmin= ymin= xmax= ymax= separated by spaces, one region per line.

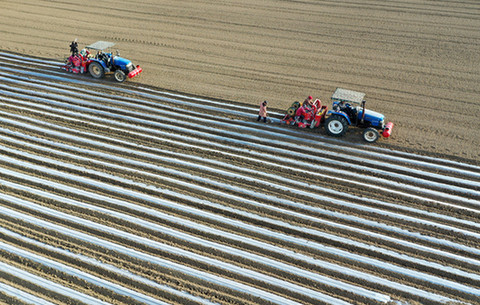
xmin=325 ymin=88 xmax=393 ymax=142
xmin=63 ymin=41 xmax=142 ymax=82
xmin=85 ymin=41 xmax=142 ymax=82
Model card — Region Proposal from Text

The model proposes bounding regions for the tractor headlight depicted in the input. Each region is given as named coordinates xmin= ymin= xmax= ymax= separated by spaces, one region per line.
xmin=126 ymin=63 xmax=134 ymax=72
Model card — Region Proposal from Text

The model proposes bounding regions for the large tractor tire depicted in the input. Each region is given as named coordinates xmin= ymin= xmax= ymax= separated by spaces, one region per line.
xmin=114 ymin=70 xmax=127 ymax=82
xmin=325 ymin=115 xmax=348 ymax=137
xmin=88 ymin=62 xmax=105 ymax=79
xmin=363 ymin=127 xmax=380 ymax=143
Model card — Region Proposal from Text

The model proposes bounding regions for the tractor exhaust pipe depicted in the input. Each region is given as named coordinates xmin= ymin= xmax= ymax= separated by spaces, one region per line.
xmin=360 ymin=100 xmax=366 ymax=124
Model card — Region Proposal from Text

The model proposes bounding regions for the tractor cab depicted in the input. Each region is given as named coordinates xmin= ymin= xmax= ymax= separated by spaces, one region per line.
xmin=325 ymin=88 xmax=393 ymax=142
xmin=330 ymin=88 xmax=384 ymax=127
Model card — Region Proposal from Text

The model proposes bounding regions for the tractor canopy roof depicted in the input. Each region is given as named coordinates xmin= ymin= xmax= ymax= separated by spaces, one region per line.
xmin=331 ymin=88 xmax=365 ymax=104
xmin=85 ymin=41 xmax=115 ymax=51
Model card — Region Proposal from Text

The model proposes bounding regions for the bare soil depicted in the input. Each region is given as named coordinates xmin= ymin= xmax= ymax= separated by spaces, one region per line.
xmin=1 ymin=0 xmax=479 ymax=161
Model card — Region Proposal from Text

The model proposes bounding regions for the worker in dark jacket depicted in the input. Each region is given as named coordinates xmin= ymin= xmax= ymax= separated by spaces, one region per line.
xmin=70 ymin=39 xmax=78 ymax=56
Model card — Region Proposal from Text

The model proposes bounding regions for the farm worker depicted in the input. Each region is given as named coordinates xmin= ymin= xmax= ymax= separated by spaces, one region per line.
xmin=303 ymin=96 xmax=315 ymax=116
xmin=79 ymin=49 xmax=89 ymax=73
xmin=257 ymin=100 xmax=268 ymax=123
xmin=335 ymin=100 xmax=353 ymax=114
xmin=80 ymin=49 xmax=88 ymax=59
xmin=334 ymin=100 xmax=349 ymax=112
xmin=304 ymin=96 xmax=314 ymax=112
xmin=304 ymin=96 xmax=314 ymax=107
xmin=69 ymin=39 xmax=78 ymax=56
xmin=295 ymin=104 xmax=307 ymax=123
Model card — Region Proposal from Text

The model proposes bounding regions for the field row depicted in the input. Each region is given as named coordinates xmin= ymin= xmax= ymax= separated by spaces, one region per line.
xmin=0 ymin=52 xmax=479 ymax=304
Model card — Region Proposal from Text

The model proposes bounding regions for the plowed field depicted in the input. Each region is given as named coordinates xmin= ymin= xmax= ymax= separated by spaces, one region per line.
xmin=1 ymin=0 xmax=480 ymax=160
xmin=1 ymin=1 xmax=480 ymax=305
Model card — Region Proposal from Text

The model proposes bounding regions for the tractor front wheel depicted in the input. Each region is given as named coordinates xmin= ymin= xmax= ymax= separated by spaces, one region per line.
xmin=363 ymin=127 xmax=379 ymax=143
xmin=88 ymin=62 xmax=104 ymax=79
xmin=325 ymin=115 xmax=348 ymax=137
xmin=114 ymin=70 xmax=127 ymax=82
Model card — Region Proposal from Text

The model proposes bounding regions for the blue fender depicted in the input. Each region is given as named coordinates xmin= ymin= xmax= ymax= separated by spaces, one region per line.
xmin=326 ymin=110 xmax=352 ymax=125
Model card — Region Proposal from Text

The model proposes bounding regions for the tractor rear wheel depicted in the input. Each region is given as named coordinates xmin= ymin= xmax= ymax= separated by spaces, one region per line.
xmin=114 ymin=70 xmax=126 ymax=82
xmin=88 ymin=62 xmax=104 ymax=79
xmin=363 ymin=127 xmax=379 ymax=143
xmin=325 ymin=115 xmax=348 ymax=137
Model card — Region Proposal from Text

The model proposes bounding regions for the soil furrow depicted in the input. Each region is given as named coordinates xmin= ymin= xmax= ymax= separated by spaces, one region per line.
xmin=0 ymin=5 xmax=479 ymax=302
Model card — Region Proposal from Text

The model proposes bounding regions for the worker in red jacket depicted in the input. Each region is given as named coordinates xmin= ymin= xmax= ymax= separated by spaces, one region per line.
xmin=295 ymin=104 xmax=307 ymax=124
